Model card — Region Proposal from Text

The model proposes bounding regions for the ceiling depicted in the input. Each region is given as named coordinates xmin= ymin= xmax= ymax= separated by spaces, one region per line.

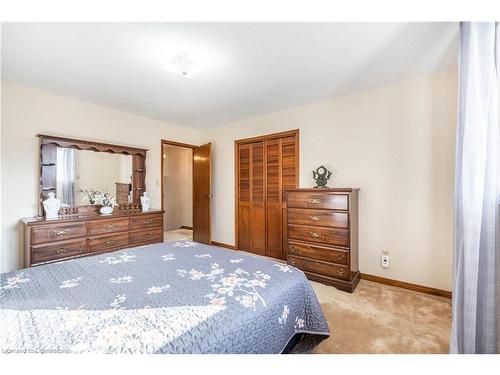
xmin=1 ymin=23 xmax=458 ymax=128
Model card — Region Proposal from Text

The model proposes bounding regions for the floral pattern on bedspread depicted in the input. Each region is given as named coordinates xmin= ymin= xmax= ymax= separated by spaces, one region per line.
xmin=0 ymin=241 xmax=329 ymax=354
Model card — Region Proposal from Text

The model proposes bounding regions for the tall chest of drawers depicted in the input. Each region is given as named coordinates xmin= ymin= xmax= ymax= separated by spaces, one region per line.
xmin=284 ymin=188 xmax=360 ymax=293
xmin=21 ymin=210 xmax=164 ymax=267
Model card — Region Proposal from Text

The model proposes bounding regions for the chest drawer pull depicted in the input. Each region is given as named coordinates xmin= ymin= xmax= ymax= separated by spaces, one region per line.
xmin=54 ymin=247 xmax=69 ymax=255
xmin=336 ymin=268 xmax=346 ymax=277
xmin=104 ymin=240 xmax=115 ymax=246
xmin=308 ymin=198 xmax=322 ymax=204
xmin=310 ymin=231 xmax=321 ymax=238
xmin=104 ymin=224 xmax=116 ymax=230
xmin=143 ymin=219 xmax=153 ymax=224
xmin=310 ymin=215 xmax=320 ymax=221
xmin=53 ymin=229 xmax=67 ymax=236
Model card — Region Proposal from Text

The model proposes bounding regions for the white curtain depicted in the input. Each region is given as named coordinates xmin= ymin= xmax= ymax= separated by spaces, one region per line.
xmin=56 ymin=147 xmax=75 ymax=206
xmin=450 ymin=22 xmax=500 ymax=354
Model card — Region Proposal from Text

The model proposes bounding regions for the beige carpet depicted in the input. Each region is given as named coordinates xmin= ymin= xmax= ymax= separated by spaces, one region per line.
xmin=164 ymin=229 xmax=193 ymax=242
xmin=311 ymin=280 xmax=452 ymax=354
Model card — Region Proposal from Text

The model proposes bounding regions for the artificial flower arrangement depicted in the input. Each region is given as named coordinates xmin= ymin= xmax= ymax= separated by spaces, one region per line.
xmin=77 ymin=188 xmax=118 ymax=214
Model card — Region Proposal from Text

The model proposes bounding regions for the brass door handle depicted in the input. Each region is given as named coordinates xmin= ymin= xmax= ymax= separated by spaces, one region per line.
xmin=53 ymin=229 xmax=67 ymax=236
xmin=308 ymin=198 xmax=321 ymax=204
xmin=104 ymin=240 xmax=115 ymax=246
xmin=104 ymin=224 xmax=116 ymax=230
xmin=310 ymin=215 xmax=320 ymax=221
xmin=310 ymin=231 xmax=320 ymax=238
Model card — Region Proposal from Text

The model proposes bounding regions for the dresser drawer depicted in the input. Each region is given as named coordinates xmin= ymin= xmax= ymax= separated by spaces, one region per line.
xmin=287 ymin=208 xmax=349 ymax=228
xmin=88 ymin=233 xmax=129 ymax=253
xmin=288 ymin=255 xmax=350 ymax=281
xmin=288 ymin=224 xmax=350 ymax=247
xmin=31 ymin=222 xmax=87 ymax=245
xmin=286 ymin=192 xmax=348 ymax=210
xmin=288 ymin=241 xmax=348 ymax=265
xmin=130 ymin=228 xmax=163 ymax=244
xmin=88 ymin=218 xmax=129 ymax=236
xmin=31 ymin=239 xmax=86 ymax=264
xmin=130 ymin=214 xmax=163 ymax=230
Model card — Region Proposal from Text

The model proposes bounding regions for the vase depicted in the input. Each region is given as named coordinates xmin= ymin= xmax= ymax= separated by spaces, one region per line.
xmin=43 ymin=192 xmax=61 ymax=219
xmin=100 ymin=206 xmax=113 ymax=215
xmin=140 ymin=192 xmax=150 ymax=212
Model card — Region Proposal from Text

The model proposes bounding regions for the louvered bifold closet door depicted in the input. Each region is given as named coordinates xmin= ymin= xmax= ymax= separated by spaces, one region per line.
xmin=237 ymin=130 xmax=298 ymax=259
xmin=237 ymin=144 xmax=252 ymax=252
xmin=265 ymin=138 xmax=282 ymax=259
xmin=250 ymin=141 xmax=266 ymax=255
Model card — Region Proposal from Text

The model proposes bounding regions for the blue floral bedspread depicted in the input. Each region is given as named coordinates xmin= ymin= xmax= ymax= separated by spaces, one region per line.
xmin=0 ymin=241 xmax=329 ymax=353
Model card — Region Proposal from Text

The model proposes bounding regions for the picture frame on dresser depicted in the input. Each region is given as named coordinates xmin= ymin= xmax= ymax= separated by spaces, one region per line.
xmin=284 ymin=188 xmax=360 ymax=293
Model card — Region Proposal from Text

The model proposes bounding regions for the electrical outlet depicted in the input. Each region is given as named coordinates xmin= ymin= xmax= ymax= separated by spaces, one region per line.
xmin=381 ymin=252 xmax=390 ymax=269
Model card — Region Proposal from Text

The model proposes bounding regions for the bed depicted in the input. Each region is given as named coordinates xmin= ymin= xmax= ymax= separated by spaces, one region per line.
xmin=0 ymin=241 xmax=329 ymax=353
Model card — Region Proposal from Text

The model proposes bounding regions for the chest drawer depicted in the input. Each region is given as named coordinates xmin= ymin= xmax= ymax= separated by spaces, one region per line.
xmin=288 ymin=241 xmax=348 ymax=265
xmin=31 ymin=222 xmax=87 ymax=245
xmin=288 ymin=224 xmax=350 ymax=247
xmin=88 ymin=233 xmax=129 ymax=253
xmin=288 ymin=255 xmax=350 ymax=281
xmin=286 ymin=192 xmax=348 ymax=210
xmin=130 ymin=228 xmax=163 ymax=244
xmin=31 ymin=239 xmax=86 ymax=264
xmin=88 ymin=218 xmax=129 ymax=236
xmin=130 ymin=214 xmax=163 ymax=230
xmin=287 ymin=208 xmax=349 ymax=228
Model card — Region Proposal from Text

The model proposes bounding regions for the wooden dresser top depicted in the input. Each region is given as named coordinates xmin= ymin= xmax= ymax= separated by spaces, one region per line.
xmin=21 ymin=209 xmax=164 ymax=226
xmin=284 ymin=188 xmax=359 ymax=192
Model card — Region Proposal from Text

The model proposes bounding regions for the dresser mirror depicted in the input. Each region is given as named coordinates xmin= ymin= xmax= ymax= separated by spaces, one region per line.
xmin=56 ymin=148 xmax=133 ymax=206
xmin=38 ymin=134 xmax=148 ymax=216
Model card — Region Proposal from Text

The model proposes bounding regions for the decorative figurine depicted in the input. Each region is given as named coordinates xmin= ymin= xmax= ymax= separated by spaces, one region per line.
xmin=140 ymin=192 xmax=150 ymax=212
xmin=312 ymin=165 xmax=333 ymax=188
xmin=43 ymin=192 xmax=61 ymax=219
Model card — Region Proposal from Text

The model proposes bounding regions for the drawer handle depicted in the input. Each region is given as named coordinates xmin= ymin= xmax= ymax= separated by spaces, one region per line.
xmin=54 ymin=247 xmax=69 ymax=255
xmin=104 ymin=224 xmax=117 ymax=230
xmin=308 ymin=198 xmax=322 ymax=204
xmin=310 ymin=231 xmax=321 ymax=238
xmin=289 ymin=259 xmax=296 ymax=265
xmin=310 ymin=215 xmax=320 ymax=221
xmin=104 ymin=240 xmax=115 ymax=246
xmin=290 ymin=245 xmax=296 ymax=252
xmin=336 ymin=269 xmax=345 ymax=276
xmin=143 ymin=219 xmax=153 ymax=224
xmin=53 ymin=229 xmax=67 ymax=236
xmin=144 ymin=233 xmax=153 ymax=238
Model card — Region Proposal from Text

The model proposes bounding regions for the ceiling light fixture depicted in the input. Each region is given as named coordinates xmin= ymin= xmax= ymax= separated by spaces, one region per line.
xmin=164 ymin=52 xmax=202 ymax=79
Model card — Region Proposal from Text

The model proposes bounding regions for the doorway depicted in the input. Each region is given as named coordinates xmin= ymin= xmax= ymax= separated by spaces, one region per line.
xmin=161 ymin=140 xmax=212 ymax=244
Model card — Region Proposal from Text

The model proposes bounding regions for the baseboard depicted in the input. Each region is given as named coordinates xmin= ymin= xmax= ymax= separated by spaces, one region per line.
xmin=180 ymin=226 xmax=193 ymax=230
xmin=211 ymin=241 xmax=237 ymax=250
xmin=361 ymin=273 xmax=452 ymax=299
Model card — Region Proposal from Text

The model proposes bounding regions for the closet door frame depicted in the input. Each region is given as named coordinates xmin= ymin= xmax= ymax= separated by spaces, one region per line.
xmin=234 ymin=129 xmax=299 ymax=253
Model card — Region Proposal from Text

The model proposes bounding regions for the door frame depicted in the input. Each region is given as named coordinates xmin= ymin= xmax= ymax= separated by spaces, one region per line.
xmin=234 ymin=129 xmax=300 ymax=251
xmin=160 ymin=139 xmax=198 ymax=234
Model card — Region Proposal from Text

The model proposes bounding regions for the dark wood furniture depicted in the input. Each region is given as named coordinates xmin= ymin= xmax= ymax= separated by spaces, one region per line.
xmin=21 ymin=210 xmax=164 ymax=267
xmin=116 ymin=182 xmax=131 ymax=205
xmin=235 ymin=130 xmax=299 ymax=259
xmin=284 ymin=188 xmax=360 ymax=293
xmin=37 ymin=134 xmax=147 ymax=215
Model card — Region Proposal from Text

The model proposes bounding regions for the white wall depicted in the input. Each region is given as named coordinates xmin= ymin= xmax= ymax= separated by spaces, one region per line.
xmin=201 ymin=69 xmax=457 ymax=291
xmin=162 ymin=145 xmax=193 ymax=231
xmin=0 ymin=82 xmax=201 ymax=273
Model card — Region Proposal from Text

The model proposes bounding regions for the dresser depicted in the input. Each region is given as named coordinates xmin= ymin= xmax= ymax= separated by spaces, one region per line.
xmin=284 ymin=188 xmax=359 ymax=293
xmin=21 ymin=210 xmax=164 ymax=267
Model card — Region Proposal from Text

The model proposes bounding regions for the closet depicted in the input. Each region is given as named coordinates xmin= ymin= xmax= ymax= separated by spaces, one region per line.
xmin=235 ymin=130 xmax=299 ymax=259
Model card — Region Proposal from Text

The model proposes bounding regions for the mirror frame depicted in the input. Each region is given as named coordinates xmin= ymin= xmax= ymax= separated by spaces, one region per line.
xmin=37 ymin=134 xmax=148 ymax=216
